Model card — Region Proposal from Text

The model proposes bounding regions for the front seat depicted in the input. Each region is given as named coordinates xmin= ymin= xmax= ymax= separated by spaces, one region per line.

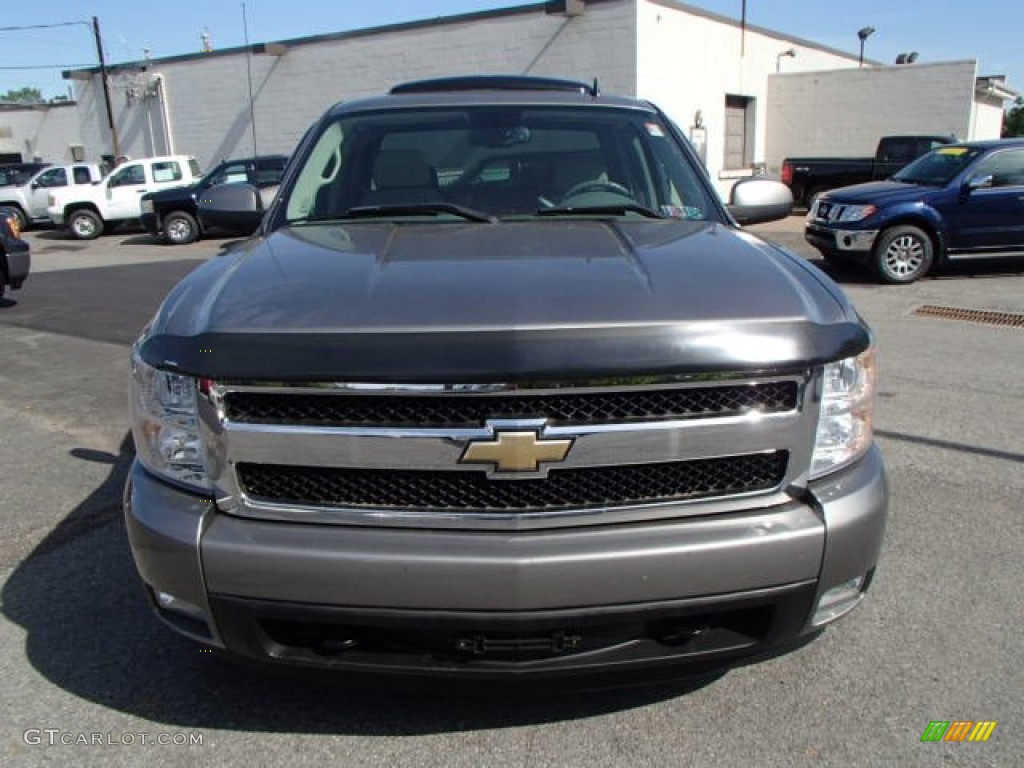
xmin=362 ymin=149 xmax=439 ymax=206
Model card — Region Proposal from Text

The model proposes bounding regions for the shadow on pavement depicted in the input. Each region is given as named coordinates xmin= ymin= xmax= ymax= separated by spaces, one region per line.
xmin=0 ymin=261 xmax=204 ymax=345
xmin=3 ymin=432 xmax=723 ymax=735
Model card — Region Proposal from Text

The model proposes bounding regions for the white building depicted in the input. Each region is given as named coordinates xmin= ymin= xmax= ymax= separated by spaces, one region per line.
xmin=7 ymin=0 xmax=1016 ymax=197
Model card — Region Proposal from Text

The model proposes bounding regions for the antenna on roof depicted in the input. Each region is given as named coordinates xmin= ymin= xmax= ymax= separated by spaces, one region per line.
xmin=591 ymin=78 xmax=600 ymax=97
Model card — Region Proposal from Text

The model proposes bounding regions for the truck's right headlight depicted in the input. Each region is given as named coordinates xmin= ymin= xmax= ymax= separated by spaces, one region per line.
xmin=141 ymin=199 xmax=154 ymax=214
xmin=131 ymin=349 xmax=210 ymax=492
xmin=810 ymin=347 xmax=877 ymax=479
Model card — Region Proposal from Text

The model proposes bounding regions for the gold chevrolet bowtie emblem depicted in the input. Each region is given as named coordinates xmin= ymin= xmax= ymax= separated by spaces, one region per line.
xmin=460 ymin=431 xmax=573 ymax=473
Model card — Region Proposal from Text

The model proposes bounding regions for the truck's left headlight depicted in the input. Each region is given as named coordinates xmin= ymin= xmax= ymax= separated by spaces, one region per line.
xmin=131 ymin=350 xmax=210 ymax=492
xmin=835 ymin=204 xmax=877 ymax=223
xmin=810 ymin=347 xmax=877 ymax=479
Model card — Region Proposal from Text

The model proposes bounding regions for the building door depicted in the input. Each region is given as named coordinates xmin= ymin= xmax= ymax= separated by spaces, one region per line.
xmin=724 ymin=95 xmax=754 ymax=170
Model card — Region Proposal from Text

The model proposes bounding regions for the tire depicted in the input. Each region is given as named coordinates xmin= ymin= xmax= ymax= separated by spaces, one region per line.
xmin=873 ymin=225 xmax=934 ymax=284
xmin=162 ymin=210 xmax=200 ymax=245
xmin=68 ymin=209 xmax=103 ymax=240
xmin=6 ymin=206 xmax=28 ymax=233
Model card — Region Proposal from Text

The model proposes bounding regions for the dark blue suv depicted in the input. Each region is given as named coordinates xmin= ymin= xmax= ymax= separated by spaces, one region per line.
xmin=805 ymin=139 xmax=1024 ymax=283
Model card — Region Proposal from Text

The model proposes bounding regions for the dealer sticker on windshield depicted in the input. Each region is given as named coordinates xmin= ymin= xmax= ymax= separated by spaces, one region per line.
xmin=936 ymin=147 xmax=969 ymax=155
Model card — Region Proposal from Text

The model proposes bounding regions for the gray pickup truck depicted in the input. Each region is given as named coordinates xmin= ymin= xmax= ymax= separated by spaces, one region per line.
xmin=125 ymin=76 xmax=887 ymax=681
xmin=0 ymin=163 xmax=107 ymax=230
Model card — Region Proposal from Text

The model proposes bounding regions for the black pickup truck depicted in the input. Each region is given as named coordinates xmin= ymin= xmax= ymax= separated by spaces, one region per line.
xmin=140 ymin=155 xmax=288 ymax=245
xmin=782 ymin=135 xmax=954 ymax=209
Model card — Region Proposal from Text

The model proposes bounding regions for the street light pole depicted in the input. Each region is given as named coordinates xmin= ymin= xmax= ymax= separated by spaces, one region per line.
xmin=776 ymin=48 xmax=796 ymax=73
xmin=858 ymin=26 xmax=876 ymax=68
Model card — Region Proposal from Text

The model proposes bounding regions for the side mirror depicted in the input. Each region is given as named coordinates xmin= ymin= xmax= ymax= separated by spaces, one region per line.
xmin=966 ymin=174 xmax=993 ymax=191
xmin=197 ymin=183 xmax=265 ymax=234
xmin=727 ymin=178 xmax=793 ymax=225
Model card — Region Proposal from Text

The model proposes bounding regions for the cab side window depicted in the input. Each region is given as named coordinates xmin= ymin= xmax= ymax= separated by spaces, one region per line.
xmin=34 ymin=168 xmax=68 ymax=188
xmin=152 ymin=161 xmax=183 ymax=183
xmin=110 ymin=164 xmax=147 ymax=187
xmin=971 ymin=149 xmax=1024 ymax=188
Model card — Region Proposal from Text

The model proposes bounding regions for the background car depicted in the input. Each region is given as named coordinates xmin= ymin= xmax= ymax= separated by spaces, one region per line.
xmin=805 ymin=138 xmax=1024 ymax=283
xmin=0 ymin=162 xmax=50 ymax=188
xmin=0 ymin=206 xmax=30 ymax=299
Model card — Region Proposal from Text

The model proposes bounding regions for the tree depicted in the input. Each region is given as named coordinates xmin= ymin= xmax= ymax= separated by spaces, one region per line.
xmin=1004 ymin=97 xmax=1024 ymax=138
xmin=0 ymin=87 xmax=44 ymax=103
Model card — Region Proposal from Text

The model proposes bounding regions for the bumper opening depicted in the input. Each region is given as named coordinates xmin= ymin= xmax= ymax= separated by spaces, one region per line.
xmin=208 ymin=583 xmax=816 ymax=678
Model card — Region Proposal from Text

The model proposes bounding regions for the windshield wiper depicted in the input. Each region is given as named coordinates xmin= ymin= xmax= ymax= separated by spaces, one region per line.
xmin=535 ymin=203 xmax=665 ymax=219
xmin=341 ymin=203 xmax=495 ymax=223
xmin=290 ymin=203 xmax=495 ymax=226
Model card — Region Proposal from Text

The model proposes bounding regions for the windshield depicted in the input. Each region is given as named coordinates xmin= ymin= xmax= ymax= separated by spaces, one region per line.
xmin=282 ymin=106 xmax=716 ymax=224
xmin=893 ymin=145 xmax=985 ymax=186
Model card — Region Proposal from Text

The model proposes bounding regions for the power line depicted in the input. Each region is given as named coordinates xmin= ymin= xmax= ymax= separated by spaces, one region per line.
xmin=0 ymin=64 xmax=95 ymax=70
xmin=0 ymin=21 xmax=90 ymax=32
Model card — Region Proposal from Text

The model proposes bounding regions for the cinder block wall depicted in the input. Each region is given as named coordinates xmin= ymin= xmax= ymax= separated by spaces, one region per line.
xmin=765 ymin=60 xmax=978 ymax=172
xmin=0 ymin=104 xmax=83 ymax=163
xmin=73 ymin=2 xmax=638 ymax=169
xmin=636 ymin=0 xmax=860 ymax=198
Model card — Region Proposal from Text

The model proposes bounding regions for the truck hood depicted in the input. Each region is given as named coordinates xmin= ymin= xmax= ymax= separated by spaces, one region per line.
xmin=141 ymin=219 xmax=869 ymax=381
xmin=822 ymin=179 xmax=935 ymax=205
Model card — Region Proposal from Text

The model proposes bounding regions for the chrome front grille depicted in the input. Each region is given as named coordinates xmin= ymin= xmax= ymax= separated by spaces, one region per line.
xmin=222 ymin=381 xmax=799 ymax=428
xmin=202 ymin=374 xmax=816 ymax=529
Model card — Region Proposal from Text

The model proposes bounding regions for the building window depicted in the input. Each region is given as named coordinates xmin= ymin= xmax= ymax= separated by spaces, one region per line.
xmin=724 ymin=95 xmax=755 ymax=170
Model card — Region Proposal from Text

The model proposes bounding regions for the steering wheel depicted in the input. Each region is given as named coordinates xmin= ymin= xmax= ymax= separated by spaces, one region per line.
xmin=559 ymin=179 xmax=632 ymax=202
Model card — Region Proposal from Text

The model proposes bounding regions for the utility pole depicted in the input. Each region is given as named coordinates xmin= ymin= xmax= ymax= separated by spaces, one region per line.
xmin=92 ymin=15 xmax=121 ymax=157
xmin=740 ymin=0 xmax=747 ymax=57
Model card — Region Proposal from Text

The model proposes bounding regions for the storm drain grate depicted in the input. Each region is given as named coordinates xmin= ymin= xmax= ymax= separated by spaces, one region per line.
xmin=911 ymin=305 xmax=1024 ymax=329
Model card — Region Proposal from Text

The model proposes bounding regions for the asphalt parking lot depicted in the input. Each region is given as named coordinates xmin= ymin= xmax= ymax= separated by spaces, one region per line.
xmin=1 ymin=220 xmax=1021 ymax=767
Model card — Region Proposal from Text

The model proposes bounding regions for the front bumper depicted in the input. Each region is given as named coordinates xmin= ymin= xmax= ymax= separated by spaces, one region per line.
xmin=124 ymin=446 xmax=887 ymax=678
xmin=2 ymin=238 xmax=30 ymax=287
xmin=805 ymin=223 xmax=879 ymax=256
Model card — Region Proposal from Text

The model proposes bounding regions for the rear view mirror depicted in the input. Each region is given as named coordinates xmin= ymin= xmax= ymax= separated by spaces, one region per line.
xmin=197 ymin=183 xmax=266 ymax=234
xmin=727 ymin=178 xmax=793 ymax=225
xmin=967 ymin=174 xmax=993 ymax=191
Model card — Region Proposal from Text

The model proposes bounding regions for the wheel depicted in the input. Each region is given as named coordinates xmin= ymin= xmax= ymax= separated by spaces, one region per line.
xmin=163 ymin=210 xmax=200 ymax=245
xmin=6 ymin=206 xmax=28 ymax=233
xmin=560 ymin=180 xmax=632 ymax=203
xmin=68 ymin=209 xmax=103 ymax=240
xmin=873 ymin=225 xmax=933 ymax=284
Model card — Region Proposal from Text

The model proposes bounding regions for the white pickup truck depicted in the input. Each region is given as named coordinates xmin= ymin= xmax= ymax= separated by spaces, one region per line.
xmin=47 ymin=155 xmax=201 ymax=240
xmin=0 ymin=163 xmax=107 ymax=230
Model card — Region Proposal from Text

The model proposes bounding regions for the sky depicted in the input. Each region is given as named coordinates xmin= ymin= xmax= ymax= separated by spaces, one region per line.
xmin=1 ymin=0 xmax=1021 ymax=101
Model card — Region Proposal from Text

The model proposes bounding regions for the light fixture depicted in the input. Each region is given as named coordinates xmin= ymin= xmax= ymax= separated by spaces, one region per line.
xmin=857 ymin=26 xmax=876 ymax=68
xmin=776 ymin=47 xmax=797 ymax=73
